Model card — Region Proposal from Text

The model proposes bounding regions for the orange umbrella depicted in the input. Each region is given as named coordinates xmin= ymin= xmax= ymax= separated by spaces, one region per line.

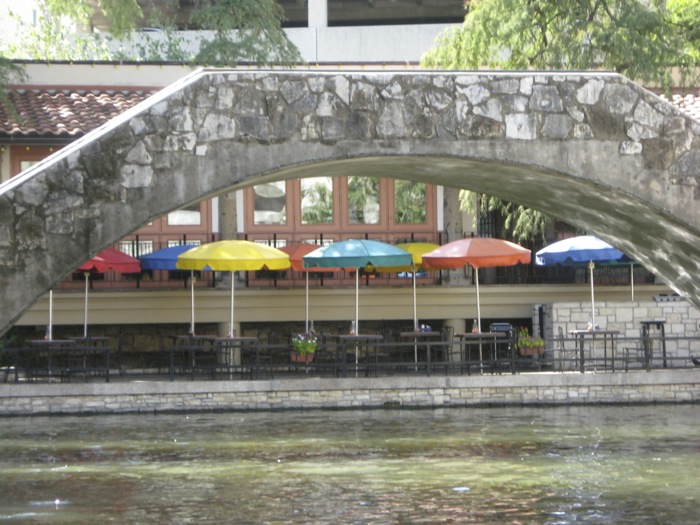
xmin=281 ymin=243 xmax=339 ymax=273
xmin=423 ymin=238 xmax=531 ymax=332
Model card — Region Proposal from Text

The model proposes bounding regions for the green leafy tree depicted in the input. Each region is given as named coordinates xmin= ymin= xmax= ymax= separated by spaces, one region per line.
xmin=301 ymin=181 xmax=334 ymax=225
xmin=422 ymin=0 xmax=699 ymax=242
xmin=192 ymin=0 xmax=302 ymax=66
xmin=347 ymin=176 xmax=380 ymax=224
xmin=0 ymin=56 xmax=27 ymax=118
xmin=422 ymin=0 xmax=698 ymax=88
xmin=1 ymin=0 xmax=302 ymax=65
xmin=461 ymin=192 xmax=549 ymax=243
xmin=394 ymin=180 xmax=426 ymax=224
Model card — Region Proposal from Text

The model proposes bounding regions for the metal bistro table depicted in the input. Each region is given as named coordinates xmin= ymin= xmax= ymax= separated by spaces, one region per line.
xmin=170 ymin=335 xmax=218 ymax=380
xmin=399 ymin=331 xmax=444 ymax=372
xmin=570 ymin=330 xmax=620 ymax=373
xmin=455 ymin=332 xmax=509 ymax=374
xmin=69 ymin=336 xmax=112 ymax=382
xmin=213 ymin=336 xmax=261 ymax=379
xmin=337 ymin=334 xmax=384 ymax=377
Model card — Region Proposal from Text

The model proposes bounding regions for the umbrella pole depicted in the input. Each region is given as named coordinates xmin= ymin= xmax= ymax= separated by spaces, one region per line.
xmin=230 ymin=272 xmax=235 ymax=337
xmin=589 ymin=260 xmax=597 ymax=371
xmin=588 ymin=261 xmax=596 ymax=329
xmin=630 ymin=263 xmax=635 ymax=301
xmin=475 ymin=267 xmax=482 ymax=333
xmin=355 ymin=271 xmax=359 ymax=377
xmin=83 ymin=272 xmax=89 ymax=338
xmin=189 ymin=271 xmax=195 ymax=335
xmin=412 ymin=265 xmax=418 ymax=331
xmin=413 ymin=266 xmax=418 ymax=370
xmin=355 ymin=270 xmax=359 ymax=335
xmin=48 ymin=289 xmax=53 ymax=340
xmin=475 ymin=267 xmax=483 ymax=373
xmin=305 ymin=272 xmax=309 ymax=333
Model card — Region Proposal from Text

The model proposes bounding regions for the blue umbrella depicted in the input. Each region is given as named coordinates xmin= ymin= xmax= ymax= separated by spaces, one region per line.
xmin=139 ymin=244 xmax=199 ymax=270
xmin=303 ymin=239 xmax=412 ymax=335
xmin=139 ymin=244 xmax=203 ymax=334
xmin=536 ymin=235 xmax=626 ymax=330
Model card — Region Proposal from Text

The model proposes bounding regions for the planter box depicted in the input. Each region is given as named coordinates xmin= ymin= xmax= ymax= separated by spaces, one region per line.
xmin=519 ymin=345 xmax=544 ymax=356
xmin=290 ymin=351 xmax=315 ymax=363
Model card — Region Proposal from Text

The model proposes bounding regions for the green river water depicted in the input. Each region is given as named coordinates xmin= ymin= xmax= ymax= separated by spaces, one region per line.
xmin=0 ymin=404 xmax=698 ymax=524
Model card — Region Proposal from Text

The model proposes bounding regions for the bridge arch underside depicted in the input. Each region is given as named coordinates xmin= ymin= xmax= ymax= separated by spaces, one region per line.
xmin=279 ymin=155 xmax=700 ymax=298
xmin=5 ymin=153 xmax=700 ymax=335
xmin=1 ymin=69 xmax=699 ymax=334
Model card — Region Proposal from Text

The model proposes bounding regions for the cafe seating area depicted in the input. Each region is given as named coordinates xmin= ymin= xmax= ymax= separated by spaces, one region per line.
xmin=3 ymin=323 xmax=698 ymax=383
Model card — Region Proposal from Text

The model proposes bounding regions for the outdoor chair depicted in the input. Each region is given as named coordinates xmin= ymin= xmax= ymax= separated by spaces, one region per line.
xmin=557 ymin=326 xmax=578 ymax=371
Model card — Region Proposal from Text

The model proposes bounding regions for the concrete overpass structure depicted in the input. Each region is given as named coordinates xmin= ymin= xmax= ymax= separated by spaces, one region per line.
xmin=0 ymin=68 xmax=698 ymax=335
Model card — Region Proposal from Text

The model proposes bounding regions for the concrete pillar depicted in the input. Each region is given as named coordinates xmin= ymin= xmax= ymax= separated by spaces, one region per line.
xmin=218 ymin=322 xmax=242 ymax=364
xmin=308 ymin=0 xmax=328 ymax=27
xmin=440 ymin=187 xmax=470 ymax=287
xmin=218 ymin=191 xmax=238 ymax=241
xmin=444 ymin=318 xmax=466 ymax=362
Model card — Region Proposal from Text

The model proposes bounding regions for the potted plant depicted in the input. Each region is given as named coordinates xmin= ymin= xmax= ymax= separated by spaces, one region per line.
xmin=291 ymin=332 xmax=318 ymax=363
xmin=517 ymin=327 xmax=545 ymax=356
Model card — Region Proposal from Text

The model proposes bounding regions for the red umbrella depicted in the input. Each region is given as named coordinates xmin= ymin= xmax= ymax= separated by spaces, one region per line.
xmin=79 ymin=247 xmax=142 ymax=274
xmin=422 ymin=238 xmax=531 ymax=332
xmin=78 ymin=248 xmax=141 ymax=337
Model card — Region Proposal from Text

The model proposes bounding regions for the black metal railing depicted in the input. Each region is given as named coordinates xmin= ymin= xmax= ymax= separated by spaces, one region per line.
xmin=3 ymin=333 xmax=698 ymax=383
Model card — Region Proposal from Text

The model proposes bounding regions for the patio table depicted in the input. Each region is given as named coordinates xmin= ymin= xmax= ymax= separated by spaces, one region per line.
xmin=455 ymin=332 xmax=509 ymax=374
xmin=570 ymin=330 xmax=620 ymax=373
xmin=398 ymin=331 xmax=444 ymax=372
xmin=213 ymin=336 xmax=261 ymax=379
xmin=169 ymin=335 xmax=219 ymax=380
xmin=337 ymin=334 xmax=384 ymax=377
xmin=68 ymin=336 xmax=112 ymax=382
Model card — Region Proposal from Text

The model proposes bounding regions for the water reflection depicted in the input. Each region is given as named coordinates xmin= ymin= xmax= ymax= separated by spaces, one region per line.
xmin=0 ymin=405 xmax=699 ymax=524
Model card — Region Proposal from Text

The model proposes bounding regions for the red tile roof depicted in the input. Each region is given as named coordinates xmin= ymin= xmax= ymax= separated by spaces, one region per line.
xmin=0 ymin=87 xmax=157 ymax=139
xmin=659 ymin=91 xmax=700 ymax=121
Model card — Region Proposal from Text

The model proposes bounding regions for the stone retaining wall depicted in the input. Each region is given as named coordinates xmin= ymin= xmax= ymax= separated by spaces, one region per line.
xmin=1 ymin=371 xmax=698 ymax=416
xmin=542 ymin=299 xmax=700 ymax=369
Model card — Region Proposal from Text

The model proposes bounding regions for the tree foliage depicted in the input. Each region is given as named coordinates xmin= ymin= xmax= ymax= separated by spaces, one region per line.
xmin=1 ymin=0 xmax=302 ymax=65
xmin=0 ymin=56 xmax=26 ymax=116
xmin=460 ymin=192 xmax=549 ymax=243
xmin=422 ymin=0 xmax=699 ymax=242
xmin=45 ymin=0 xmax=144 ymax=38
xmin=191 ymin=0 xmax=301 ymax=66
xmin=422 ymin=0 xmax=699 ymax=88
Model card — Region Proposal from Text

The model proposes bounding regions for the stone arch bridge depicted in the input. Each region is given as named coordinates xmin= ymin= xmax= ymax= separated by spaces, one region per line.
xmin=1 ymin=68 xmax=699 ymax=335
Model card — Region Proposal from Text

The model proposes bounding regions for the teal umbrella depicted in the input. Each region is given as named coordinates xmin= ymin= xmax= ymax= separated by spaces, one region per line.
xmin=303 ymin=239 xmax=412 ymax=335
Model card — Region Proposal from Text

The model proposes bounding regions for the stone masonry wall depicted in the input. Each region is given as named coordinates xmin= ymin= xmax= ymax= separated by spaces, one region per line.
xmin=0 ymin=372 xmax=698 ymax=416
xmin=543 ymin=299 xmax=700 ymax=369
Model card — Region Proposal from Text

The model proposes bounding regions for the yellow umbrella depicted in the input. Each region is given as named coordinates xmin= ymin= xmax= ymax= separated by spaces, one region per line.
xmin=368 ymin=242 xmax=439 ymax=331
xmin=177 ymin=240 xmax=290 ymax=337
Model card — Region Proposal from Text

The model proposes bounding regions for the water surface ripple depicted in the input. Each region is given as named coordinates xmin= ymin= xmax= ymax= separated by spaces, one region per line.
xmin=0 ymin=405 xmax=698 ymax=524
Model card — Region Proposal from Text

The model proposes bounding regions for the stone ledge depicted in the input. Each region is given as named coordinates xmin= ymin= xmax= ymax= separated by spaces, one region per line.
xmin=1 ymin=370 xmax=699 ymax=416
